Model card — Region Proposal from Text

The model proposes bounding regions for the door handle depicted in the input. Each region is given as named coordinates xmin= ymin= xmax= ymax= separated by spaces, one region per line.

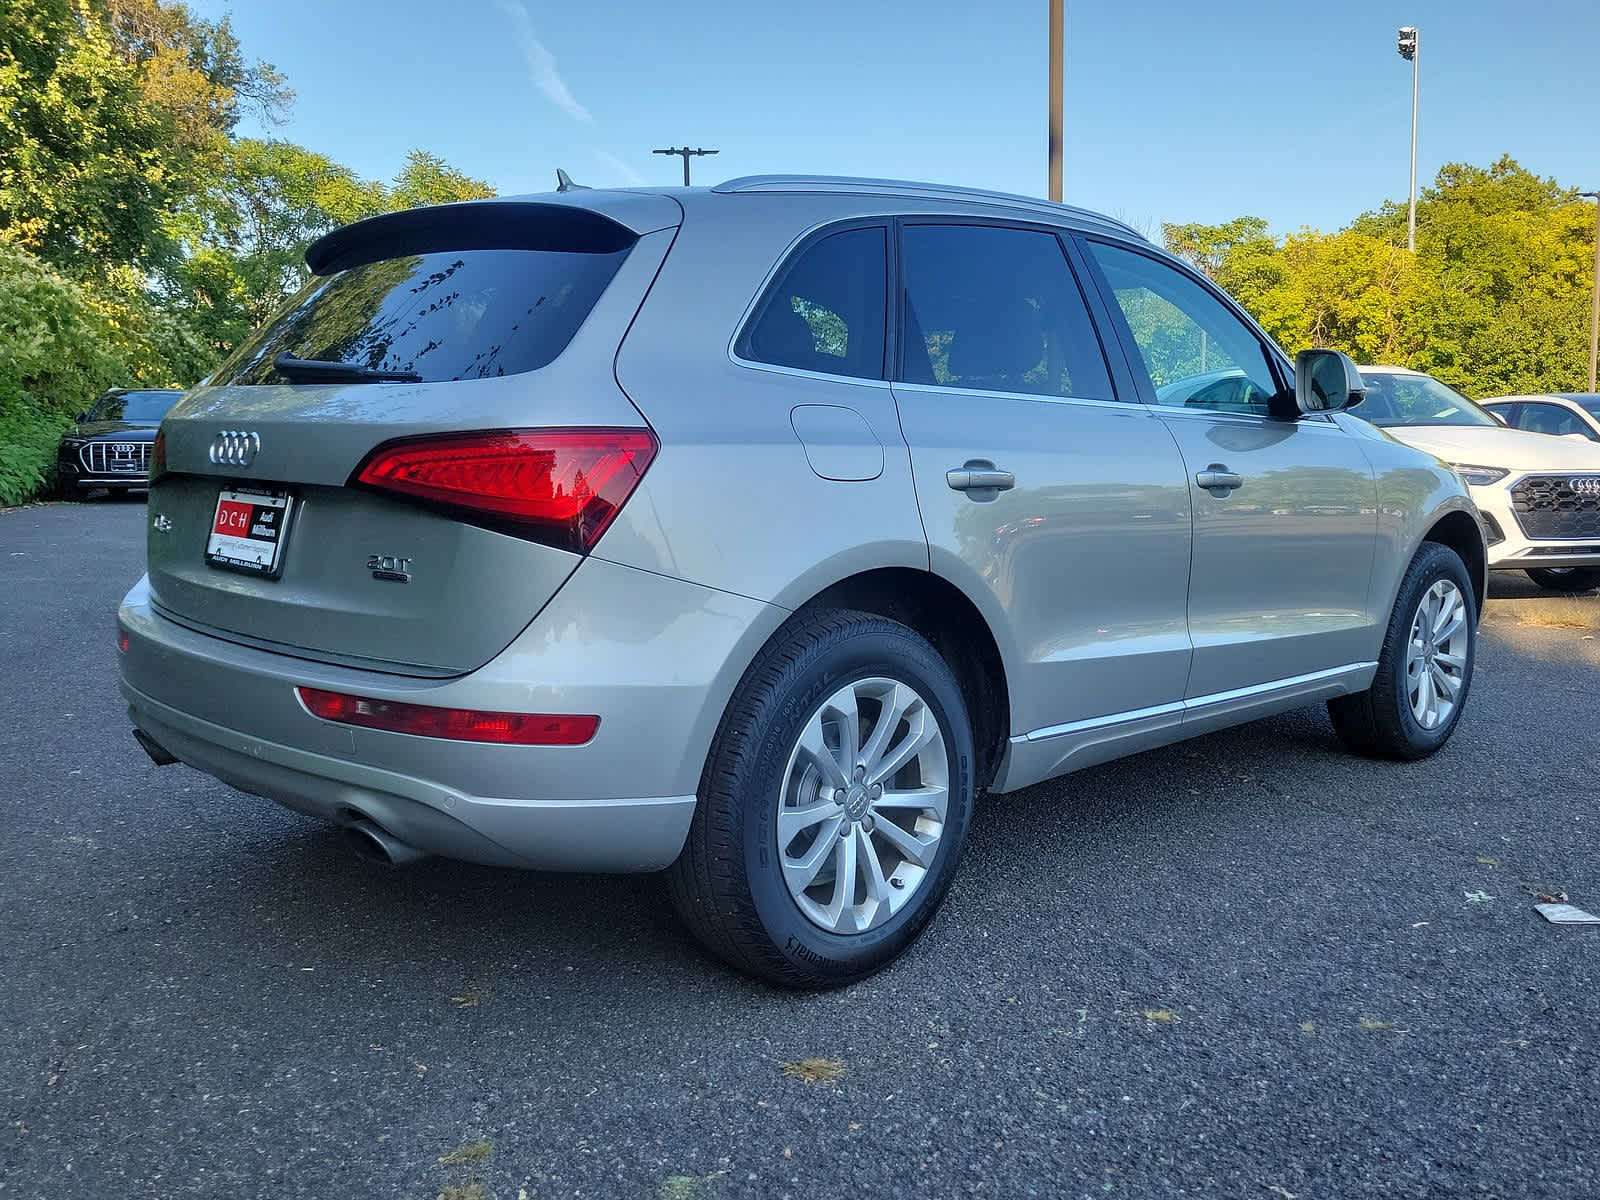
xmin=947 ymin=463 xmax=1016 ymax=493
xmin=1195 ymin=464 xmax=1243 ymax=494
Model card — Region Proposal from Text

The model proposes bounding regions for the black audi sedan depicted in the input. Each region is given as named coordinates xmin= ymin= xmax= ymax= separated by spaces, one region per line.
xmin=55 ymin=388 xmax=184 ymax=497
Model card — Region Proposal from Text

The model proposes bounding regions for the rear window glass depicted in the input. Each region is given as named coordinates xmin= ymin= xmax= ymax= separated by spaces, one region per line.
xmin=738 ymin=226 xmax=888 ymax=380
xmin=213 ymin=246 xmax=630 ymax=385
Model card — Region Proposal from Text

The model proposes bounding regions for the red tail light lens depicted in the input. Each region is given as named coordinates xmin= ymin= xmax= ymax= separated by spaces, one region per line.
xmin=352 ymin=428 xmax=657 ymax=553
xmin=297 ymin=687 xmax=598 ymax=746
xmin=149 ymin=429 xmax=167 ymax=482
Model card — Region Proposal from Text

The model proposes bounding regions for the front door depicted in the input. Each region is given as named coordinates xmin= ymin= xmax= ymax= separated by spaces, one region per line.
xmin=890 ymin=222 xmax=1194 ymax=745
xmin=1080 ymin=238 xmax=1378 ymax=699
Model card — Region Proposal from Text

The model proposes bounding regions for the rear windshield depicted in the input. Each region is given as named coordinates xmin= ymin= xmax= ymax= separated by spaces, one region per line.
xmin=212 ymin=246 xmax=630 ymax=386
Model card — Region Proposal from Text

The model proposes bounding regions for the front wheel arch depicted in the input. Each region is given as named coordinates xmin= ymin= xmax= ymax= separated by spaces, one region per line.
xmin=1421 ymin=509 xmax=1487 ymax=616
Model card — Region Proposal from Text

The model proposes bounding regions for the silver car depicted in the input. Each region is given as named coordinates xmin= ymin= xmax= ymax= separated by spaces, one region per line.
xmin=119 ymin=176 xmax=1485 ymax=986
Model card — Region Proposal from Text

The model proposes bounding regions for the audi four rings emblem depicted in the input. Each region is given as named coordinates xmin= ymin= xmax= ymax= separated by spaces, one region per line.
xmin=209 ymin=430 xmax=261 ymax=467
xmin=1571 ymin=476 xmax=1600 ymax=497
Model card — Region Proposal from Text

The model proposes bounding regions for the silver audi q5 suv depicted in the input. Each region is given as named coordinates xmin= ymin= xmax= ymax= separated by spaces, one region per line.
xmin=119 ymin=176 xmax=1486 ymax=986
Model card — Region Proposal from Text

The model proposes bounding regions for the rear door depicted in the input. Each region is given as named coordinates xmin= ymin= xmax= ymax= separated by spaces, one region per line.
xmin=1078 ymin=237 xmax=1378 ymax=699
xmin=889 ymin=221 xmax=1193 ymax=745
xmin=148 ymin=200 xmax=678 ymax=675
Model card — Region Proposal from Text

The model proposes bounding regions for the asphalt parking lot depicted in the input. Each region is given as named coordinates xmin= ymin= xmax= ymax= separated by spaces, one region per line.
xmin=3 ymin=498 xmax=1597 ymax=1200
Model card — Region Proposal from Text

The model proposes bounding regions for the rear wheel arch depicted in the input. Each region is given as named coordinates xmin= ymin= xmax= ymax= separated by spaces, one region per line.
xmin=722 ymin=568 xmax=1011 ymax=793
xmin=796 ymin=569 xmax=1011 ymax=792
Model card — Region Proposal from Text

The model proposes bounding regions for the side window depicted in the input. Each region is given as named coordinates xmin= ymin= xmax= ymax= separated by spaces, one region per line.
xmin=899 ymin=225 xmax=1113 ymax=401
xmin=1086 ymin=241 xmax=1280 ymax=416
xmin=1520 ymin=403 xmax=1592 ymax=438
xmin=738 ymin=227 xmax=887 ymax=380
xmin=1486 ymin=403 xmax=1519 ymax=428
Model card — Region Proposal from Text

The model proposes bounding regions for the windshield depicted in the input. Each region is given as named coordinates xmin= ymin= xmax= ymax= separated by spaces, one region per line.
xmin=89 ymin=390 xmax=181 ymax=423
xmin=1356 ymin=372 xmax=1497 ymax=428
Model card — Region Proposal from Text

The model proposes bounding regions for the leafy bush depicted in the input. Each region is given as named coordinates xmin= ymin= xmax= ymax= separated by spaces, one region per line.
xmin=0 ymin=245 xmax=211 ymax=505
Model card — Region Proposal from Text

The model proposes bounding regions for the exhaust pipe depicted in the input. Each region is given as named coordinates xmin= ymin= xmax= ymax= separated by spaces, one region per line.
xmin=133 ymin=728 xmax=180 ymax=766
xmin=343 ymin=817 xmax=428 ymax=867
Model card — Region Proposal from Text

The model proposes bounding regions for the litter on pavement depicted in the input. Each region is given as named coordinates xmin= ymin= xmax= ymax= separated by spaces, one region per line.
xmin=1535 ymin=903 xmax=1600 ymax=926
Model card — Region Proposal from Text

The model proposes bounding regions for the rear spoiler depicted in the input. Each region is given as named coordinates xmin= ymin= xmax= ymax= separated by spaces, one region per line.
xmin=306 ymin=194 xmax=682 ymax=275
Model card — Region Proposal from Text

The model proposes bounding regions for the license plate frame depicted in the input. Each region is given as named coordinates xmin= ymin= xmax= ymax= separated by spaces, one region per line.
xmin=205 ymin=486 xmax=296 ymax=579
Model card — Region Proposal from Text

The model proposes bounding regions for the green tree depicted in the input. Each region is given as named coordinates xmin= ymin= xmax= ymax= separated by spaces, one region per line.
xmin=1164 ymin=156 xmax=1598 ymax=397
xmin=159 ymin=140 xmax=493 ymax=355
xmin=389 ymin=150 xmax=495 ymax=209
xmin=0 ymin=0 xmax=287 ymax=274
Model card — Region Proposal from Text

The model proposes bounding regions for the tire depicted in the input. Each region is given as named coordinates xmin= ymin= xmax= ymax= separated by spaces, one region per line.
xmin=667 ymin=610 xmax=976 ymax=989
xmin=1328 ymin=541 xmax=1476 ymax=761
xmin=1525 ymin=567 xmax=1600 ymax=594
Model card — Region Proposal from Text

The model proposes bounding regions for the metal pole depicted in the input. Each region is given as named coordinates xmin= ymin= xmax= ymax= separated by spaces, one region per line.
xmin=1407 ymin=34 xmax=1419 ymax=252
xmin=1048 ymin=0 xmax=1063 ymax=202
xmin=1584 ymin=192 xmax=1600 ymax=392
xmin=652 ymin=147 xmax=719 ymax=187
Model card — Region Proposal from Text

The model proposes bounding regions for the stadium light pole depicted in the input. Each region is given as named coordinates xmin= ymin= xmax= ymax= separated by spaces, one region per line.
xmin=1398 ymin=26 xmax=1419 ymax=252
xmin=1048 ymin=0 xmax=1063 ymax=202
xmin=1583 ymin=191 xmax=1600 ymax=392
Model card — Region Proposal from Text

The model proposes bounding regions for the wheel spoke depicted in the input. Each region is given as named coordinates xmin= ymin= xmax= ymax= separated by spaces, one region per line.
xmin=857 ymin=826 xmax=893 ymax=917
xmin=873 ymin=814 xmax=939 ymax=868
xmin=872 ymin=784 xmax=948 ymax=821
xmin=867 ymin=709 xmax=938 ymax=786
xmin=1431 ymin=663 xmax=1461 ymax=700
xmin=779 ymin=799 xmax=845 ymax=846
xmin=826 ymin=687 xmax=861 ymax=776
xmin=1433 ymin=608 xmax=1465 ymax=646
xmin=858 ymin=683 xmax=914 ymax=778
xmin=1434 ymin=650 xmax=1466 ymax=670
xmin=825 ymin=827 xmax=858 ymax=930
xmin=782 ymin=816 xmax=845 ymax=893
xmin=796 ymin=712 xmax=848 ymax=791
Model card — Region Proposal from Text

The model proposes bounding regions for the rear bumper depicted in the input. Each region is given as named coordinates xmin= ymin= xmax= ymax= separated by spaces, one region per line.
xmin=118 ymin=558 xmax=786 ymax=871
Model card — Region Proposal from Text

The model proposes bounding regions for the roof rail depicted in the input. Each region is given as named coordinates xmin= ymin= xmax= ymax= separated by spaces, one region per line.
xmin=711 ymin=175 xmax=1145 ymax=240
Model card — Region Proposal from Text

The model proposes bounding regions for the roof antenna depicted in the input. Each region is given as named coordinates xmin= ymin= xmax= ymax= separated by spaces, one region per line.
xmin=555 ymin=168 xmax=589 ymax=193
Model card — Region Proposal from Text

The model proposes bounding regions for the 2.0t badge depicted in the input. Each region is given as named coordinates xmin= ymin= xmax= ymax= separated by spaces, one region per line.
xmin=366 ymin=554 xmax=412 ymax=583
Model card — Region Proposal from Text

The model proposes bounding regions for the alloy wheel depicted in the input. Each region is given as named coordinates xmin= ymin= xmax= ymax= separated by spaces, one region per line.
xmin=1405 ymin=579 xmax=1468 ymax=730
xmin=776 ymin=676 xmax=950 ymax=934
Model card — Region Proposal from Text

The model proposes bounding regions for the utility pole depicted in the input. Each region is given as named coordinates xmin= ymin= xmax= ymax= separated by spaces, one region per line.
xmin=1583 ymin=191 xmax=1600 ymax=392
xmin=653 ymin=146 xmax=719 ymax=187
xmin=1398 ymin=26 xmax=1419 ymax=252
xmin=1048 ymin=0 xmax=1063 ymax=202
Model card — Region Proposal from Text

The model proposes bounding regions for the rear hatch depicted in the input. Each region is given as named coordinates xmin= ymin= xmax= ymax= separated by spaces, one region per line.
xmin=147 ymin=195 xmax=680 ymax=676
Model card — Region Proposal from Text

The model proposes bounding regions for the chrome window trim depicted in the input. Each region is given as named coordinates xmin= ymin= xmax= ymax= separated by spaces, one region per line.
xmin=889 ymin=380 xmax=1147 ymax=414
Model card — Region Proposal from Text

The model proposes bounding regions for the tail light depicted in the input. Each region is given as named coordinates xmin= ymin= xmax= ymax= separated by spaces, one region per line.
xmin=297 ymin=687 xmax=598 ymax=746
xmin=149 ymin=429 xmax=167 ymax=482
xmin=351 ymin=427 xmax=657 ymax=554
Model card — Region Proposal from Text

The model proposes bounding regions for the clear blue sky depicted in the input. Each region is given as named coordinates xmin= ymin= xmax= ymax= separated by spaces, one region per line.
xmin=191 ymin=0 xmax=1598 ymax=237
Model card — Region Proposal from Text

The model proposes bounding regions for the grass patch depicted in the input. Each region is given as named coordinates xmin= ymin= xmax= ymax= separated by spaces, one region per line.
xmin=1141 ymin=1008 xmax=1182 ymax=1024
xmin=438 ymin=1185 xmax=487 ymax=1200
xmin=439 ymin=1139 xmax=493 ymax=1165
xmin=780 ymin=1057 xmax=846 ymax=1085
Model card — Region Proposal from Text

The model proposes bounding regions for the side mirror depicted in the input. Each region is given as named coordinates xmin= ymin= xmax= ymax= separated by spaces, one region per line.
xmin=75 ymin=410 xmax=89 ymax=423
xmin=1294 ymin=349 xmax=1366 ymax=414
xmin=1489 ymin=410 xmax=1509 ymax=425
